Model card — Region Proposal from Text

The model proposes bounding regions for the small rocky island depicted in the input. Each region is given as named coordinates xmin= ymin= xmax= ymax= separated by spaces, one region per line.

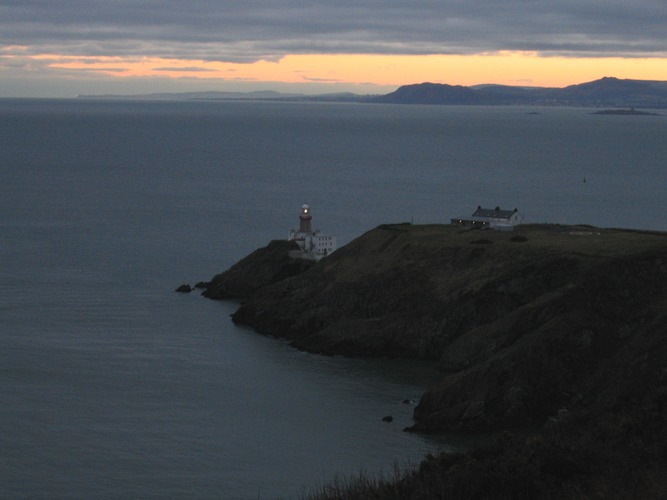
xmin=200 ymin=223 xmax=667 ymax=497
xmin=591 ymin=108 xmax=660 ymax=115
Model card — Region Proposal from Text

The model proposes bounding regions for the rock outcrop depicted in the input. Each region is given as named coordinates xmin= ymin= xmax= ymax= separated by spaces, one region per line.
xmin=203 ymin=223 xmax=667 ymax=436
xmin=202 ymin=240 xmax=315 ymax=300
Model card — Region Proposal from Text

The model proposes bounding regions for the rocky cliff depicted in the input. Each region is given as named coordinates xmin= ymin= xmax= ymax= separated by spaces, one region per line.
xmin=201 ymin=239 xmax=316 ymax=300
xmin=203 ymin=224 xmax=667 ymax=438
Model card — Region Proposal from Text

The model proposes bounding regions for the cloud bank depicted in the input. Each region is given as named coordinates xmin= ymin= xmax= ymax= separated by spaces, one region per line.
xmin=2 ymin=0 xmax=666 ymax=63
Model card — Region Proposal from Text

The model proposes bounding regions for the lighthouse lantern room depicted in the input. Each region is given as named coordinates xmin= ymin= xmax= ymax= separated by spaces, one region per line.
xmin=299 ymin=204 xmax=312 ymax=233
xmin=288 ymin=203 xmax=337 ymax=261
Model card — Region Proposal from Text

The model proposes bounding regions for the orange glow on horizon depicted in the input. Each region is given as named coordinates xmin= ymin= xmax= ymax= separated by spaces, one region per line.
xmin=27 ymin=52 xmax=667 ymax=89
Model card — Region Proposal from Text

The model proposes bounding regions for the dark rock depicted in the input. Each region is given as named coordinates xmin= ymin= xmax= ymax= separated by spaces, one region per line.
xmin=382 ymin=415 xmax=393 ymax=422
xmin=175 ymin=284 xmax=193 ymax=293
xmin=202 ymin=240 xmax=316 ymax=300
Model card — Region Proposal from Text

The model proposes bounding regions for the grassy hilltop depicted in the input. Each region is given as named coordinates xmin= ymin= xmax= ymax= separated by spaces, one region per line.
xmin=203 ymin=223 xmax=667 ymax=497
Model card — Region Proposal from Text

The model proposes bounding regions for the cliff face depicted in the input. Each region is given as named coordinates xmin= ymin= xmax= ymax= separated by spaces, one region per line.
xmin=204 ymin=224 xmax=667 ymax=434
xmin=202 ymin=240 xmax=316 ymax=300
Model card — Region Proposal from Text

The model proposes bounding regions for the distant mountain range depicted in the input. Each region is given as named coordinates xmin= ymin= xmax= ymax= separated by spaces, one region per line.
xmin=79 ymin=77 xmax=667 ymax=109
xmin=373 ymin=77 xmax=667 ymax=108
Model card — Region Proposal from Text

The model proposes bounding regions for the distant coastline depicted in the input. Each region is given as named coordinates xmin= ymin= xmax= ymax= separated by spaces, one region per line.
xmin=78 ymin=76 xmax=667 ymax=109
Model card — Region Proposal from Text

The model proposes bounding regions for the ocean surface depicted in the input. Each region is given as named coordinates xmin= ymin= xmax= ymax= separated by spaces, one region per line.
xmin=1 ymin=98 xmax=666 ymax=498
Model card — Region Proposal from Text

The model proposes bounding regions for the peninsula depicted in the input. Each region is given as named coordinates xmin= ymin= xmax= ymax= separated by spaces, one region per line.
xmin=201 ymin=223 xmax=667 ymax=496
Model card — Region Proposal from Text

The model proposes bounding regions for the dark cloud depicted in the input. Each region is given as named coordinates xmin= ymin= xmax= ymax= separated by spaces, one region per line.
xmin=1 ymin=1 xmax=666 ymax=61
xmin=153 ymin=66 xmax=216 ymax=72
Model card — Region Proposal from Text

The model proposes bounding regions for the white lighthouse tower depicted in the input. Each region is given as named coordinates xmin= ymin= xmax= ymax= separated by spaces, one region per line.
xmin=288 ymin=203 xmax=337 ymax=261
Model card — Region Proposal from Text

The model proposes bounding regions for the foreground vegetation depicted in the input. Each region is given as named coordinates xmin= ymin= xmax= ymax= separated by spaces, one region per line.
xmin=304 ymin=410 xmax=667 ymax=499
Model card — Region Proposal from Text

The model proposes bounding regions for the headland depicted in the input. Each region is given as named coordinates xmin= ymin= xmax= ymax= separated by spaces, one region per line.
xmin=200 ymin=223 xmax=667 ymax=496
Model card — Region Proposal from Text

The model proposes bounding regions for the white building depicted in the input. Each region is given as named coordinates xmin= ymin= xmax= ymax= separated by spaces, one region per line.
xmin=288 ymin=204 xmax=337 ymax=260
xmin=451 ymin=206 xmax=524 ymax=230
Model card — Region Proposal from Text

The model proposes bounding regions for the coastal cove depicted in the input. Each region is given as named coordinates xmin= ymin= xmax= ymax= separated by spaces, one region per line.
xmin=200 ymin=222 xmax=667 ymax=496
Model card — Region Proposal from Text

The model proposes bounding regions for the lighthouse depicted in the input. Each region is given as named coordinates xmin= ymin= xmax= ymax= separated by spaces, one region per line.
xmin=299 ymin=204 xmax=312 ymax=233
xmin=287 ymin=203 xmax=337 ymax=261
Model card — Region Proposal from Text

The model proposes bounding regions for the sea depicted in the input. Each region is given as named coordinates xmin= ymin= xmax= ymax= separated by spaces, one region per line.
xmin=1 ymin=98 xmax=666 ymax=498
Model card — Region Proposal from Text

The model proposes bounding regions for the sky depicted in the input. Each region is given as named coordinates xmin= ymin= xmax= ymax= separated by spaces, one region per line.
xmin=1 ymin=1 xmax=667 ymax=98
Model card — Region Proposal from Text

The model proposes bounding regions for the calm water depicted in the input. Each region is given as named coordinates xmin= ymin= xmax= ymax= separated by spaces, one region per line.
xmin=1 ymin=99 xmax=666 ymax=498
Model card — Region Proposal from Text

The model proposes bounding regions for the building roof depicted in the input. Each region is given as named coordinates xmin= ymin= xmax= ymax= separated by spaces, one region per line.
xmin=472 ymin=206 xmax=518 ymax=220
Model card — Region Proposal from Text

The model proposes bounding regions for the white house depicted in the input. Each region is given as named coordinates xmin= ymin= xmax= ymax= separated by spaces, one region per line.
xmin=288 ymin=204 xmax=337 ymax=260
xmin=451 ymin=206 xmax=523 ymax=230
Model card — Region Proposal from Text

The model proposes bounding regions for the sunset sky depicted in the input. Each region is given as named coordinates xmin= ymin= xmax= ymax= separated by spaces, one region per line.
xmin=2 ymin=1 xmax=666 ymax=97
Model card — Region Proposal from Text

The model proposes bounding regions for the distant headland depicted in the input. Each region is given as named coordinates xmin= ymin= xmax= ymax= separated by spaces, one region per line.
xmin=192 ymin=222 xmax=667 ymax=497
xmin=79 ymin=76 xmax=667 ymax=109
